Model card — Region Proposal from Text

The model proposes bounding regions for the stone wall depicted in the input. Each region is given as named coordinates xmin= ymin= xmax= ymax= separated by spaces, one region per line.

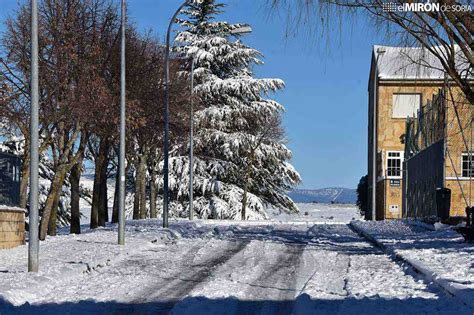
xmin=374 ymin=82 xmax=441 ymax=219
xmin=0 ymin=207 xmax=25 ymax=249
xmin=376 ymin=179 xmax=403 ymax=219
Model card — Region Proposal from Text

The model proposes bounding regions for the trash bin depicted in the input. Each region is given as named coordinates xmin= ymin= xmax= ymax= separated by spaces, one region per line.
xmin=436 ymin=188 xmax=451 ymax=220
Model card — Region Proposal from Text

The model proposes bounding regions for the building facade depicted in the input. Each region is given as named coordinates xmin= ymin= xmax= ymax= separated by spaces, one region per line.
xmin=367 ymin=45 xmax=473 ymax=220
xmin=404 ymin=87 xmax=473 ymax=219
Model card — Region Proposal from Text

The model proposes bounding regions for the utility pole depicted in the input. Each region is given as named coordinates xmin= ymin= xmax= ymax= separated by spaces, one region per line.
xmin=118 ymin=0 xmax=126 ymax=245
xmin=189 ymin=58 xmax=194 ymax=221
xmin=28 ymin=0 xmax=39 ymax=272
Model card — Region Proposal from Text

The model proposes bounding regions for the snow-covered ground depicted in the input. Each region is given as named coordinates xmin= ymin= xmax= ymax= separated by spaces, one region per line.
xmin=267 ymin=203 xmax=361 ymax=223
xmin=0 ymin=209 xmax=470 ymax=314
xmin=351 ymin=219 xmax=474 ymax=310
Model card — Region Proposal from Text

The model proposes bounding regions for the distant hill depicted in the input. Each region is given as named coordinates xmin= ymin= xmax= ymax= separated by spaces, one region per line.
xmin=288 ymin=187 xmax=356 ymax=204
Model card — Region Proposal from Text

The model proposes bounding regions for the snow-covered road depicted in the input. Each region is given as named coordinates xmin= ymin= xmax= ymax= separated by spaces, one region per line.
xmin=3 ymin=221 xmax=470 ymax=315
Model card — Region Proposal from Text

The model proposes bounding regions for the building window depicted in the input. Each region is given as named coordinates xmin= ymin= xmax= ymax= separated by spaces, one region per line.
xmin=462 ymin=153 xmax=474 ymax=177
xmin=387 ymin=151 xmax=403 ymax=178
xmin=392 ymin=94 xmax=421 ymax=118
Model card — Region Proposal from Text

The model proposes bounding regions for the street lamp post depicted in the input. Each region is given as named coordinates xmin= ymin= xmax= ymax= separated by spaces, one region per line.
xmin=371 ymin=47 xmax=385 ymax=221
xmin=163 ymin=1 xmax=189 ymax=228
xmin=28 ymin=0 xmax=39 ymax=273
xmin=118 ymin=0 xmax=126 ymax=245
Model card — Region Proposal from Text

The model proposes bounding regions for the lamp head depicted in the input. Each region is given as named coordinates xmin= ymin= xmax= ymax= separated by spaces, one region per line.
xmin=230 ymin=25 xmax=252 ymax=35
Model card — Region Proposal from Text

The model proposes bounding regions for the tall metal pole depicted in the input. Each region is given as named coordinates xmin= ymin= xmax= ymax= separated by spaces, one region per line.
xmin=28 ymin=0 xmax=39 ymax=272
xmin=164 ymin=1 xmax=188 ymax=228
xmin=470 ymin=116 xmax=472 ymax=207
xmin=371 ymin=63 xmax=378 ymax=222
xmin=372 ymin=49 xmax=385 ymax=221
xmin=189 ymin=58 xmax=194 ymax=220
xmin=118 ymin=0 xmax=126 ymax=245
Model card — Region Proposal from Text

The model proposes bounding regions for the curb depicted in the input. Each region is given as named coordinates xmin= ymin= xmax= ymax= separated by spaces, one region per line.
xmin=404 ymin=219 xmax=436 ymax=231
xmin=349 ymin=221 xmax=474 ymax=311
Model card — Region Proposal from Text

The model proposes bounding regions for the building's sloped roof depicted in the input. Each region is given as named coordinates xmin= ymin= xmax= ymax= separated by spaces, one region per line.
xmin=373 ymin=45 xmax=471 ymax=80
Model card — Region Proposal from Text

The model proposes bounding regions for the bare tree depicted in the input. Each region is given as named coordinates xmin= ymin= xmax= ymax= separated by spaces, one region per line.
xmin=0 ymin=6 xmax=52 ymax=209
xmin=269 ymin=0 xmax=473 ymax=104
xmin=1 ymin=0 xmax=211 ymax=236
xmin=0 ymin=0 xmax=120 ymax=239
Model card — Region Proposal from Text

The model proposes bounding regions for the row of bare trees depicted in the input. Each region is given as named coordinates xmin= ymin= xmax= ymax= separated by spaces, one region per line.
xmin=0 ymin=0 xmax=191 ymax=240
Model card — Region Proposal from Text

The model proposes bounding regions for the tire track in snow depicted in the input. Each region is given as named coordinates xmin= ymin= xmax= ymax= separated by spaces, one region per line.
xmin=236 ymin=243 xmax=306 ymax=315
xmin=133 ymin=240 xmax=249 ymax=309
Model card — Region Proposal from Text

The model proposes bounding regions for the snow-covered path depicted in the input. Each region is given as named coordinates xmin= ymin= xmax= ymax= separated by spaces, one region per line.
xmin=2 ymin=221 xmax=470 ymax=315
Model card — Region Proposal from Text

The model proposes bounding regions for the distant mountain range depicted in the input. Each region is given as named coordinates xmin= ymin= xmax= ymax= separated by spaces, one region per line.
xmin=288 ymin=187 xmax=357 ymax=204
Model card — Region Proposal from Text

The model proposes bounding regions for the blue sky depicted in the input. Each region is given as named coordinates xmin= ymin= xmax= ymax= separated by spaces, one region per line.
xmin=0 ymin=0 xmax=385 ymax=190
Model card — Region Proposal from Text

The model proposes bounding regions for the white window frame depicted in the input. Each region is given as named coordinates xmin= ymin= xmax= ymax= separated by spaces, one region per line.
xmin=461 ymin=152 xmax=474 ymax=178
xmin=392 ymin=93 xmax=421 ymax=119
xmin=386 ymin=151 xmax=404 ymax=179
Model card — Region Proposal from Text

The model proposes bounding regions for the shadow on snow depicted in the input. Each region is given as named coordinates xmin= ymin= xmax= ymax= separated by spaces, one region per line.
xmin=1 ymin=293 xmax=468 ymax=315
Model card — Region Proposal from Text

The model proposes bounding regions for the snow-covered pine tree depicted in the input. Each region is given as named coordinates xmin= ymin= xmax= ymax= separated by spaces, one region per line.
xmin=168 ymin=0 xmax=301 ymax=220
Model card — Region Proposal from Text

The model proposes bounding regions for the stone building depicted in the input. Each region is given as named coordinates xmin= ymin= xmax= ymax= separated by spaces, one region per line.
xmin=367 ymin=45 xmax=473 ymax=220
xmin=404 ymin=87 xmax=473 ymax=219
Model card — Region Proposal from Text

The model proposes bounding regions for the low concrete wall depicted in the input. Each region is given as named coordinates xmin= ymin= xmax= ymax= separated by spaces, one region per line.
xmin=0 ymin=207 xmax=25 ymax=249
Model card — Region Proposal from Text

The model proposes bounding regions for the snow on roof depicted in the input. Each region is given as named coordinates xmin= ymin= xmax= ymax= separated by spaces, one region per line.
xmin=373 ymin=45 xmax=471 ymax=80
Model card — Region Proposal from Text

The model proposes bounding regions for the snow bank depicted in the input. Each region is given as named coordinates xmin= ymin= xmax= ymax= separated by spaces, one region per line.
xmin=0 ymin=220 xmax=180 ymax=307
xmin=350 ymin=219 xmax=474 ymax=310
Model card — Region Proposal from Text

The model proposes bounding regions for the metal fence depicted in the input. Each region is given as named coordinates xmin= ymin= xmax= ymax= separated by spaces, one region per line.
xmin=404 ymin=140 xmax=444 ymax=218
xmin=0 ymin=151 xmax=21 ymax=206
xmin=404 ymin=89 xmax=446 ymax=159
xmin=403 ymin=89 xmax=446 ymax=218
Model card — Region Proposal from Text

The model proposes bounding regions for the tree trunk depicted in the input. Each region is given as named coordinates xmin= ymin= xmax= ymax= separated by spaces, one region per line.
xmin=112 ymin=169 xmax=119 ymax=223
xmin=241 ymin=154 xmax=255 ymax=221
xmin=99 ymin=153 xmax=109 ymax=226
xmin=90 ymin=163 xmax=100 ymax=229
xmin=139 ymin=154 xmax=147 ymax=219
xmin=70 ymin=162 xmax=82 ymax=234
xmin=40 ymin=129 xmax=87 ymax=240
xmin=47 ymin=189 xmax=61 ymax=236
xmin=39 ymin=167 xmax=67 ymax=240
xmin=133 ymin=160 xmax=141 ymax=220
xmin=91 ymin=138 xmax=110 ymax=228
xmin=113 ymin=160 xmax=131 ymax=223
xmin=241 ymin=186 xmax=248 ymax=221
xmin=19 ymin=155 xmax=29 ymax=209
xmin=149 ymin=168 xmax=157 ymax=219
